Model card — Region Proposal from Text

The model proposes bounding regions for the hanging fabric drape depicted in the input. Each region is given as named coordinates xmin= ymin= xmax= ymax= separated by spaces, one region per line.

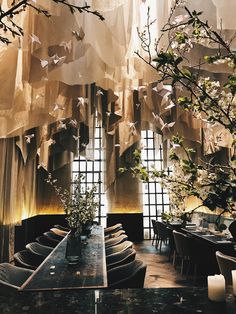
xmin=0 ymin=0 xmax=234 ymax=231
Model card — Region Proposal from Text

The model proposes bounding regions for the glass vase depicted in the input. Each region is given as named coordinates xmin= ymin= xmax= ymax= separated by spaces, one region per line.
xmin=65 ymin=229 xmax=81 ymax=265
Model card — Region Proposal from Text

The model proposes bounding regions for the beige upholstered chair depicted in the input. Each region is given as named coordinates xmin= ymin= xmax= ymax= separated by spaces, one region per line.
xmin=105 ymin=234 xmax=128 ymax=248
xmin=215 ymin=251 xmax=236 ymax=285
xmin=107 ymin=259 xmax=147 ymax=288
xmin=0 ymin=263 xmax=33 ymax=295
xmin=106 ymin=241 xmax=133 ymax=257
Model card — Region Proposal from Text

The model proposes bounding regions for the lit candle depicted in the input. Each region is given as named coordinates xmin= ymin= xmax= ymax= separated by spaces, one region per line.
xmin=208 ymin=275 xmax=225 ymax=302
xmin=231 ymin=270 xmax=236 ymax=296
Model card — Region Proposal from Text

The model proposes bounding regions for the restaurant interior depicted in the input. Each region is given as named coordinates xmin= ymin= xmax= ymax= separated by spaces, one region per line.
xmin=0 ymin=0 xmax=236 ymax=313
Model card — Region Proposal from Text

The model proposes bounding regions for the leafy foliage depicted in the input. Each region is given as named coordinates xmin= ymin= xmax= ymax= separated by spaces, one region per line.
xmin=132 ymin=0 xmax=236 ymax=225
xmin=46 ymin=173 xmax=99 ymax=231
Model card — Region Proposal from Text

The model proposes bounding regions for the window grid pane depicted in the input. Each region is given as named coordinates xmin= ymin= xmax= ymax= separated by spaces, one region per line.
xmin=72 ymin=118 xmax=105 ymax=225
xmin=141 ymin=130 xmax=170 ymax=239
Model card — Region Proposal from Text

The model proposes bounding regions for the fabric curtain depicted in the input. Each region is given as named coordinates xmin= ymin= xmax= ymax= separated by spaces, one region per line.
xmin=0 ymin=0 xmax=234 ymax=232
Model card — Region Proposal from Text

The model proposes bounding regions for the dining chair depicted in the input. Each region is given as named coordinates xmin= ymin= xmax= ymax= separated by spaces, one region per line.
xmin=106 ymin=240 xmax=133 ymax=257
xmin=229 ymin=220 xmax=236 ymax=242
xmin=0 ymin=263 xmax=33 ymax=295
xmin=172 ymin=230 xmax=192 ymax=275
xmin=54 ymin=224 xmax=70 ymax=232
xmin=105 ymin=229 xmax=126 ymax=240
xmin=105 ymin=234 xmax=128 ymax=248
xmin=151 ymin=220 xmax=159 ymax=248
xmin=26 ymin=242 xmax=53 ymax=258
xmin=104 ymin=223 xmax=123 ymax=235
xmin=106 ymin=248 xmax=136 ymax=270
xmin=215 ymin=251 xmax=236 ymax=285
xmin=14 ymin=250 xmax=44 ymax=270
xmin=107 ymin=259 xmax=147 ymax=288
xmin=43 ymin=231 xmax=63 ymax=242
xmin=36 ymin=235 xmax=58 ymax=248
xmin=50 ymin=227 xmax=68 ymax=237
xmin=156 ymin=221 xmax=171 ymax=252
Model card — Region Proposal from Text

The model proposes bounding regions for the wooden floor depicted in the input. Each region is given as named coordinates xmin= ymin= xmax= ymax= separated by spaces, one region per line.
xmin=133 ymin=240 xmax=207 ymax=288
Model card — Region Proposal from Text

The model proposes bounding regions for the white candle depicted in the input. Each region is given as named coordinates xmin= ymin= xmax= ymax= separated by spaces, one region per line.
xmin=208 ymin=274 xmax=225 ymax=302
xmin=231 ymin=270 xmax=236 ymax=296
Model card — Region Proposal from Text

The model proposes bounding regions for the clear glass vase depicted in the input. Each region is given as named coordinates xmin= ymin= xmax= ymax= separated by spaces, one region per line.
xmin=65 ymin=229 xmax=81 ymax=265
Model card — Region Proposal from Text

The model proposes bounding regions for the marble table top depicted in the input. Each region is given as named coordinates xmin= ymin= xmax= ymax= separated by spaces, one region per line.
xmin=0 ymin=287 xmax=236 ymax=314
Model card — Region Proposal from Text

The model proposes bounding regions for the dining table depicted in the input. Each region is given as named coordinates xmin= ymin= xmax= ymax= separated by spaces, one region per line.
xmin=20 ymin=224 xmax=107 ymax=291
xmin=182 ymin=225 xmax=236 ymax=256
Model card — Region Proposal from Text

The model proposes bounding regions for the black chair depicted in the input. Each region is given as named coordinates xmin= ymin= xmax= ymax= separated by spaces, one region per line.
xmin=106 ymin=248 xmax=136 ymax=270
xmin=105 ymin=229 xmax=126 ymax=240
xmin=104 ymin=223 xmax=123 ymax=235
xmin=106 ymin=241 xmax=133 ymax=257
xmin=172 ymin=230 xmax=192 ymax=275
xmin=156 ymin=221 xmax=171 ymax=252
xmin=105 ymin=234 xmax=128 ymax=248
xmin=0 ymin=263 xmax=33 ymax=295
xmin=26 ymin=242 xmax=53 ymax=258
xmin=14 ymin=250 xmax=44 ymax=270
xmin=36 ymin=235 xmax=58 ymax=248
xmin=107 ymin=259 xmax=147 ymax=288
xmin=151 ymin=219 xmax=159 ymax=248
xmin=229 ymin=221 xmax=236 ymax=241
xmin=43 ymin=231 xmax=63 ymax=242
xmin=216 ymin=251 xmax=236 ymax=285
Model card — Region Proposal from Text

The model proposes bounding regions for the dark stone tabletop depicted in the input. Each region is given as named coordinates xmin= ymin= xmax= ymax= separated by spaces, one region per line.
xmin=1 ymin=287 xmax=236 ymax=314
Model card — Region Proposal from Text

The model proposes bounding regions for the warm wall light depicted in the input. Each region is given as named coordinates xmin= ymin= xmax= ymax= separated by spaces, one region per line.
xmin=109 ymin=207 xmax=143 ymax=214
xmin=184 ymin=195 xmax=232 ymax=217
xmin=184 ymin=195 xmax=208 ymax=213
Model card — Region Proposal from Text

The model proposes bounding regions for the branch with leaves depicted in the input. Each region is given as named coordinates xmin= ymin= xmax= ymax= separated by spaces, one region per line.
xmin=46 ymin=173 xmax=99 ymax=231
xmin=129 ymin=0 xmax=236 ymax=226
xmin=0 ymin=0 xmax=104 ymax=44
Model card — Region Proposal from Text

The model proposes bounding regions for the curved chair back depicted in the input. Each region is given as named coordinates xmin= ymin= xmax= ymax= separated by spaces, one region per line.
xmin=50 ymin=227 xmax=68 ymax=237
xmin=108 ymin=259 xmax=147 ymax=288
xmin=36 ymin=235 xmax=58 ymax=248
xmin=14 ymin=250 xmax=44 ymax=270
xmin=229 ymin=221 xmax=236 ymax=242
xmin=104 ymin=223 xmax=123 ymax=235
xmin=54 ymin=224 xmax=70 ymax=232
xmin=0 ymin=263 xmax=33 ymax=295
xmin=173 ymin=230 xmax=191 ymax=257
xmin=43 ymin=231 xmax=63 ymax=242
xmin=105 ymin=229 xmax=126 ymax=240
xmin=152 ymin=219 xmax=158 ymax=235
xmin=26 ymin=242 xmax=53 ymax=258
xmin=106 ymin=248 xmax=136 ymax=270
xmin=106 ymin=241 xmax=133 ymax=257
xmin=156 ymin=221 xmax=170 ymax=240
xmin=105 ymin=234 xmax=128 ymax=248
xmin=216 ymin=251 xmax=236 ymax=285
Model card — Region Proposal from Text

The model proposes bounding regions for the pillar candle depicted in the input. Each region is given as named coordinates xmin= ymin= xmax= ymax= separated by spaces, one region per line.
xmin=231 ymin=270 xmax=236 ymax=296
xmin=207 ymin=275 xmax=225 ymax=302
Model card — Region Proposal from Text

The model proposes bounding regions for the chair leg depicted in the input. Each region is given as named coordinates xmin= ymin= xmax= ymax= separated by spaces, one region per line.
xmin=180 ymin=257 xmax=184 ymax=275
xmin=159 ymin=240 xmax=162 ymax=253
xmin=173 ymin=250 xmax=177 ymax=268
xmin=186 ymin=257 xmax=190 ymax=279
xmin=152 ymin=234 xmax=156 ymax=246
xmin=193 ymin=263 xmax=197 ymax=286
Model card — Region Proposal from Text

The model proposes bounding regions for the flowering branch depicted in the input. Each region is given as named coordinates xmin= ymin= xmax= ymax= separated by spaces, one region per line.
xmin=0 ymin=0 xmax=104 ymax=44
xmin=46 ymin=173 xmax=99 ymax=231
